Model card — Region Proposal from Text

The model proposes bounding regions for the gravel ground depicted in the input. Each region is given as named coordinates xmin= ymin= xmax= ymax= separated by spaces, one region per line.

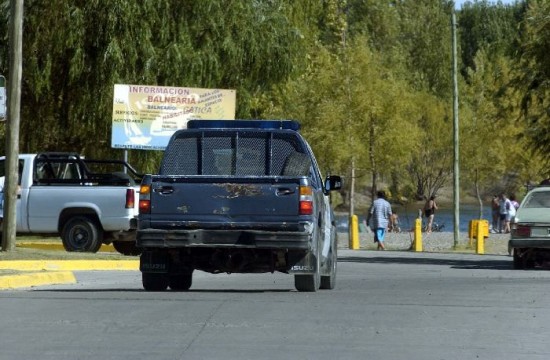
xmin=337 ymin=230 xmax=511 ymax=256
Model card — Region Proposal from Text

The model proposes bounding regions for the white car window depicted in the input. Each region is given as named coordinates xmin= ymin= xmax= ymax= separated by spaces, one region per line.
xmin=523 ymin=191 xmax=550 ymax=208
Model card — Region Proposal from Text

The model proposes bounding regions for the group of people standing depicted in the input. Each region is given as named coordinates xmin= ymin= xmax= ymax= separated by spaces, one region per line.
xmin=366 ymin=191 xmax=439 ymax=251
xmin=491 ymin=193 xmax=519 ymax=233
xmin=365 ymin=190 xmax=520 ymax=250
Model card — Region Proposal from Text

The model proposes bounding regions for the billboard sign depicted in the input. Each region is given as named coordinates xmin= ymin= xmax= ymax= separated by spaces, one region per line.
xmin=111 ymin=84 xmax=236 ymax=150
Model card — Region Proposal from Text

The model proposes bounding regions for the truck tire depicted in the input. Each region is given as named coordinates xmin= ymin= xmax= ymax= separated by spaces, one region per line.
xmin=142 ymin=272 xmax=169 ymax=291
xmin=295 ymin=273 xmax=320 ymax=292
xmin=112 ymin=241 xmax=142 ymax=256
xmin=512 ymin=249 xmax=524 ymax=269
xmin=282 ymin=153 xmax=311 ymax=176
xmin=320 ymin=245 xmax=337 ymax=290
xmin=169 ymin=272 xmax=193 ymax=291
xmin=524 ymin=255 xmax=536 ymax=269
xmin=62 ymin=216 xmax=103 ymax=252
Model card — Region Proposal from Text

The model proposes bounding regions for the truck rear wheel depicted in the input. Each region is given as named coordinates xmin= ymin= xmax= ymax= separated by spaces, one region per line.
xmin=295 ymin=273 xmax=320 ymax=292
xmin=112 ymin=241 xmax=142 ymax=256
xmin=169 ymin=272 xmax=193 ymax=291
xmin=142 ymin=272 xmax=169 ymax=291
xmin=62 ymin=216 xmax=103 ymax=252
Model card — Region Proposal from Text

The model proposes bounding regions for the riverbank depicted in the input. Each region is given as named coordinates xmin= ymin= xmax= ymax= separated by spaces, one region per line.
xmin=337 ymin=231 xmax=510 ymax=256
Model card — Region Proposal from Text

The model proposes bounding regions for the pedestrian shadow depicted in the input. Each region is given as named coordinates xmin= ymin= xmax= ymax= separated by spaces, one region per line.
xmin=338 ymin=254 xmax=513 ymax=271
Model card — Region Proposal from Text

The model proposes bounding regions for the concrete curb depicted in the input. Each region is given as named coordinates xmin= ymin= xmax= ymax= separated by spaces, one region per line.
xmin=1 ymin=241 xmax=138 ymax=290
xmin=0 ymin=241 xmax=139 ymax=290
xmin=16 ymin=242 xmax=116 ymax=252
xmin=0 ymin=260 xmax=139 ymax=271
xmin=0 ymin=271 xmax=76 ymax=289
xmin=0 ymin=260 xmax=139 ymax=290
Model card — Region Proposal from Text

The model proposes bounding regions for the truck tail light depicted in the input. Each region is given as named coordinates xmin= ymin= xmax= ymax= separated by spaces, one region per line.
xmin=125 ymin=188 xmax=135 ymax=209
xmin=139 ymin=184 xmax=151 ymax=214
xmin=514 ymin=224 xmax=531 ymax=237
xmin=299 ymin=186 xmax=313 ymax=215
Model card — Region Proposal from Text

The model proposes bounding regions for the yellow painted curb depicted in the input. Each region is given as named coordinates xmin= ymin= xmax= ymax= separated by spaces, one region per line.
xmin=0 ymin=271 xmax=76 ymax=289
xmin=0 ymin=260 xmax=139 ymax=271
xmin=16 ymin=242 xmax=116 ymax=252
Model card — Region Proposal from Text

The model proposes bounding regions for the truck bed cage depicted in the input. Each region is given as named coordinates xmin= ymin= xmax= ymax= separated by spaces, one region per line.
xmin=160 ymin=129 xmax=310 ymax=177
xmin=34 ymin=152 xmax=143 ymax=186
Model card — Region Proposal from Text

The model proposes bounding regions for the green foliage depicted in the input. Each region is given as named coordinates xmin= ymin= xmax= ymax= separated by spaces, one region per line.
xmin=512 ymin=0 xmax=550 ymax=159
xmin=458 ymin=0 xmax=523 ymax=74
xmin=394 ymin=0 xmax=454 ymax=97
xmin=0 ymin=0 xmax=318 ymax=171
xmin=0 ymin=0 xmax=545 ymax=207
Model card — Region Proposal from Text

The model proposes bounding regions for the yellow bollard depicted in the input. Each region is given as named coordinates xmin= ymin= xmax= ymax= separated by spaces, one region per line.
xmin=349 ymin=215 xmax=360 ymax=250
xmin=476 ymin=221 xmax=484 ymax=255
xmin=469 ymin=220 xmax=476 ymax=248
xmin=414 ymin=218 xmax=423 ymax=252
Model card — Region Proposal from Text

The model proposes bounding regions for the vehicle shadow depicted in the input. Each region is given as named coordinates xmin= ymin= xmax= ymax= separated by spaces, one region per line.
xmin=34 ymin=288 xmax=294 ymax=293
xmin=338 ymin=255 xmax=514 ymax=271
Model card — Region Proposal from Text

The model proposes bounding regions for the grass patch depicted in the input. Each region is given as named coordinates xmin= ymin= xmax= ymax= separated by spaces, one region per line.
xmin=0 ymin=247 xmax=137 ymax=261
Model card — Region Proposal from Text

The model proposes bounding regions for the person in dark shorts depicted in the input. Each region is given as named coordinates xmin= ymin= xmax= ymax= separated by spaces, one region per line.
xmin=423 ymin=195 xmax=438 ymax=233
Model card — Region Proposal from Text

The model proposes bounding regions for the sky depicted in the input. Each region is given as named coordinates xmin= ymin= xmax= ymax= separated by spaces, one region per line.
xmin=454 ymin=0 xmax=517 ymax=9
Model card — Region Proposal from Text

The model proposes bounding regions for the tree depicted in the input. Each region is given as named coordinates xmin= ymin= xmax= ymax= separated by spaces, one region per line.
xmin=406 ymin=92 xmax=453 ymax=200
xmin=460 ymin=50 xmax=518 ymax=215
xmin=512 ymin=0 xmax=550 ymax=158
xmin=458 ymin=0 xmax=523 ymax=75
xmin=262 ymin=35 xmax=422 ymax=207
xmin=0 ymin=1 xmax=320 ymax=172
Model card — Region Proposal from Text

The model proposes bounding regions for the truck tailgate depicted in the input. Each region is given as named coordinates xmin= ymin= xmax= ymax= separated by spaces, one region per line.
xmin=149 ymin=176 xmax=301 ymax=222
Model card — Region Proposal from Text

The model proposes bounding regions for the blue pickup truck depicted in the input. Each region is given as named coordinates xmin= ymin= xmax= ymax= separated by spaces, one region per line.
xmin=137 ymin=120 xmax=342 ymax=292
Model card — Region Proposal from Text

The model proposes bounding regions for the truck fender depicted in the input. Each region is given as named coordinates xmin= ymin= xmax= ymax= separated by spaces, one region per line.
xmin=58 ymin=205 xmax=102 ymax=232
xmin=321 ymin=203 xmax=333 ymax=258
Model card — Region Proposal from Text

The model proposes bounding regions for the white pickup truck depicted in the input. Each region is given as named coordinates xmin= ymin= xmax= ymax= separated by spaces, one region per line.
xmin=0 ymin=152 xmax=142 ymax=255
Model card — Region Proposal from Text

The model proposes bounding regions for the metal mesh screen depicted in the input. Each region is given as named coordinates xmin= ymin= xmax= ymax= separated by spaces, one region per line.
xmin=160 ymin=135 xmax=198 ymax=175
xmin=160 ymin=130 xmax=306 ymax=176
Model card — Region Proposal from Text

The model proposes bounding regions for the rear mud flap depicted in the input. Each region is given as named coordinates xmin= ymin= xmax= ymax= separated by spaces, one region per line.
xmin=140 ymin=251 xmax=169 ymax=273
xmin=288 ymin=251 xmax=317 ymax=274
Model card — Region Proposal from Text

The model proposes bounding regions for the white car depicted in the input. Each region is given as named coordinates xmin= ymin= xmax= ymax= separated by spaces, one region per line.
xmin=509 ymin=186 xmax=550 ymax=269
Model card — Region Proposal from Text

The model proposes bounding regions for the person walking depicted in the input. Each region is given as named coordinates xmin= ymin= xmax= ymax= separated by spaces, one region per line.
xmin=423 ymin=195 xmax=438 ymax=233
xmin=509 ymin=194 xmax=520 ymax=215
xmin=366 ymin=190 xmax=392 ymax=250
xmin=499 ymin=193 xmax=512 ymax=233
xmin=491 ymin=195 xmax=500 ymax=233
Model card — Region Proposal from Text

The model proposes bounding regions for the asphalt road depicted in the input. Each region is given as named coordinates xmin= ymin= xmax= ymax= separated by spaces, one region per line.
xmin=1 ymin=250 xmax=549 ymax=360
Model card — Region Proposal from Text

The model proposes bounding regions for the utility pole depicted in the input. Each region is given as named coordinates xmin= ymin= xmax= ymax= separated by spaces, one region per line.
xmin=451 ymin=11 xmax=460 ymax=248
xmin=2 ymin=0 xmax=24 ymax=251
xmin=342 ymin=6 xmax=356 ymax=239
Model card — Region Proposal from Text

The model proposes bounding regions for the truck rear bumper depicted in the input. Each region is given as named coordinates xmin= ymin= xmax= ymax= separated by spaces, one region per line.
xmin=137 ymin=228 xmax=312 ymax=250
xmin=509 ymin=238 xmax=550 ymax=249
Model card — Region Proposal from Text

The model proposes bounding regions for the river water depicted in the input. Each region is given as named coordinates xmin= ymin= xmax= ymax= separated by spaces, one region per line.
xmin=336 ymin=203 xmax=493 ymax=233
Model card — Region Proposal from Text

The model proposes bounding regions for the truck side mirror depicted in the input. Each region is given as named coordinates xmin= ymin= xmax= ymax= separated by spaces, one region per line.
xmin=325 ymin=175 xmax=342 ymax=192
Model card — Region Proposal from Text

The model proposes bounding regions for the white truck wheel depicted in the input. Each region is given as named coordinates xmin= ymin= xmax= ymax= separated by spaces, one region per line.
xmin=62 ymin=216 xmax=102 ymax=252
